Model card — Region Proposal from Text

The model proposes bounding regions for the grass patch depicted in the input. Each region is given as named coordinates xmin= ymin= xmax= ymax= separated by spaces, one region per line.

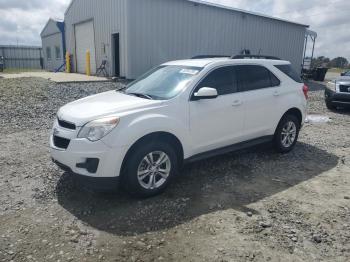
xmin=328 ymin=68 xmax=346 ymax=73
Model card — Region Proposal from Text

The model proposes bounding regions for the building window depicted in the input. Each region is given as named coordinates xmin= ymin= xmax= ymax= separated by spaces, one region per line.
xmin=46 ymin=47 xmax=52 ymax=60
xmin=55 ymin=46 xmax=61 ymax=60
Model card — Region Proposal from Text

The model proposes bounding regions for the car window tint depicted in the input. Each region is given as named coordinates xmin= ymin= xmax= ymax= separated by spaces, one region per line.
xmin=236 ymin=65 xmax=273 ymax=91
xmin=275 ymin=64 xmax=303 ymax=83
xmin=197 ymin=66 xmax=237 ymax=95
xmin=270 ymin=71 xmax=281 ymax=86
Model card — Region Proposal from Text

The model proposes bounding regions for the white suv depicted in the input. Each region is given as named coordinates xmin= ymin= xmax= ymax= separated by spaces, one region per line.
xmin=50 ymin=57 xmax=308 ymax=197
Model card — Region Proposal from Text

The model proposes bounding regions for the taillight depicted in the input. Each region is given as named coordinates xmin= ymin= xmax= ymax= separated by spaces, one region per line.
xmin=303 ymin=84 xmax=309 ymax=99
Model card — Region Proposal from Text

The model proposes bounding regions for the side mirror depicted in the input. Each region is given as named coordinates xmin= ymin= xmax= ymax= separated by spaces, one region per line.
xmin=193 ymin=87 xmax=218 ymax=100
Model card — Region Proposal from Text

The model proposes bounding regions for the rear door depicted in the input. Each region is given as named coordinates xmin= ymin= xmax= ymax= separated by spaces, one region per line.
xmin=236 ymin=65 xmax=281 ymax=140
xmin=189 ymin=66 xmax=244 ymax=154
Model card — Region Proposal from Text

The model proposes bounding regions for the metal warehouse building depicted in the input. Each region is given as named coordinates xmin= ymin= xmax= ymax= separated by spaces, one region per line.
xmin=63 ymin=0 xmax=309 ymax=79
xmin=41 ymin=19 xmax=65 ymax=71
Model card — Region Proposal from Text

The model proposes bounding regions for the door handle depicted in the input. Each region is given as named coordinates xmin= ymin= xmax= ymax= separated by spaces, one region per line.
xmin=232 ymin=100 xmax=242 ymax=106
xmin=273 ymin=91 xmax=280 ymax=96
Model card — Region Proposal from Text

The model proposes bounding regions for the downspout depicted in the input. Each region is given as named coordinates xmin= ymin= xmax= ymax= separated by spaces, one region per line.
xmin=57 ymin=22 xmax=66 ymax=60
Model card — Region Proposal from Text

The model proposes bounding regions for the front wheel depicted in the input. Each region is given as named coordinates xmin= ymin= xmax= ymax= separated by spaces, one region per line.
xmin=122 ymin=141 xmax=178 ymax=197
xmin=326 ymin=100 xmax=336 ymax=110
xmin=274 ymin=115 xmax=300 ymax=153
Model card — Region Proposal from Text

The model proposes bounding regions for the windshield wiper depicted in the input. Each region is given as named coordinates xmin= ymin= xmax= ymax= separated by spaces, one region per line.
xmin=116 ymin=86 xmax=127 ymax=91
xmin=126 ymin=92 xmax=154 ymax=100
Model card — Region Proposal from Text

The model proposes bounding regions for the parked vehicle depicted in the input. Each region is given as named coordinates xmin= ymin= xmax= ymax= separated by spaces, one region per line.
xmin=50 ymin=57 xmax=308 ymax=197
xmin=0 ymin=56 xmax=4 ymax=72
xmin=325 ymin=72 xmax=350 ymax=110
xmin=340 ymin=71 xmax=350 ymax=77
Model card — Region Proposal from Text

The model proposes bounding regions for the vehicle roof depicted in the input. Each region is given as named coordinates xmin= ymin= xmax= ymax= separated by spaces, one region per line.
xmin=163 ymin=58 xmax=291 ymax=68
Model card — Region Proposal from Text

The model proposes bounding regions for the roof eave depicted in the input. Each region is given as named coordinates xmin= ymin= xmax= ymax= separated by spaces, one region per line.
xmin=40 ymin=18 xmax=62 ymax=37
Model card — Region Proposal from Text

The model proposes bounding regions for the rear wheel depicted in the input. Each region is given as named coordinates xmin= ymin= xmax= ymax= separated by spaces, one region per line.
xmin=122 ymin=141 xmax=178 ymax=197
xmin=274 ymin=115 xmax=300 ymax=153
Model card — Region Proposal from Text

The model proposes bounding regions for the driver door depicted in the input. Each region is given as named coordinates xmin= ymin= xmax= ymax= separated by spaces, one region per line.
xmin=189 ymin=66 xmax=244 ymax=155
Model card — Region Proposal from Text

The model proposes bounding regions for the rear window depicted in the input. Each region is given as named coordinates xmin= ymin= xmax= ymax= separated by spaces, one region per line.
xmin=275 ymin=64 xmax=303 ymax=83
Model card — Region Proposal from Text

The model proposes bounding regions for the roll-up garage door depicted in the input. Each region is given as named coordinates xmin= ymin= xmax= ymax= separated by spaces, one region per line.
xmin=75 ymin=21 xmax=96 ymax=74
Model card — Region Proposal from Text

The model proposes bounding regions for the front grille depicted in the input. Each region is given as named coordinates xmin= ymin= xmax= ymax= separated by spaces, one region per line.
xmin=57 ymin=118 xmax=76 ymax=130
xmin=339 ymin=85 xmax=350 ymax=93
xmin=53 ymin=136 xmax=70 ymax=149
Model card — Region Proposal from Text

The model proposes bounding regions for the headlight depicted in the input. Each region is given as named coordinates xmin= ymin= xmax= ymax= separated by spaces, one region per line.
xmin=78 ymin=116 xmax=120 ymax=141
xmin=326 ymin=81 xmax=336 ymax=91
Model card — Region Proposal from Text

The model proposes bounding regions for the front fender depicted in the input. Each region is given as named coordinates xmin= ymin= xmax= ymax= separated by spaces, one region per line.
xmin=102 ymin=113 xmax=191 ymax=157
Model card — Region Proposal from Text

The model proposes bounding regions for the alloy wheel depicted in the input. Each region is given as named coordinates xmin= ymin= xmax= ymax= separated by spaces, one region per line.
xmin=137 ymin=151 xmax=171 ymax=190
xmin=281 ymin=121 xmax=297 ymax=148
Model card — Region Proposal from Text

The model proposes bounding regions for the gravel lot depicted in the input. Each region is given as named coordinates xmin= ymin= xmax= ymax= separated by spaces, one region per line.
xmin=0 ymin=77 xmax=349 ymax=262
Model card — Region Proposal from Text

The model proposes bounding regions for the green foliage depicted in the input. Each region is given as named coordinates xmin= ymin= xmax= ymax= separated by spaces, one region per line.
xmin=311 ymin=56 xmax=349 ymax=69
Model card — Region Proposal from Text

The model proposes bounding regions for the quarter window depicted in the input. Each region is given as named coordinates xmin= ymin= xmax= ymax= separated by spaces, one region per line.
xmin=196 ymin=66 xmax=237 ymax=96
xmin=275 ymin=64 xmax=302 ymax=83
xmin=236 ymin=65 xmax=279 ymax=92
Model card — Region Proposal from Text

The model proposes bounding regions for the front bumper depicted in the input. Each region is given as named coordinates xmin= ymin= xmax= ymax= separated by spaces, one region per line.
xmin=325 ymin=88 xmax=350 ymax=107
xmin=52 ymin=159 xmax=120 ymax=191
xmin=49 ymin=120 xmax=129 ymax=190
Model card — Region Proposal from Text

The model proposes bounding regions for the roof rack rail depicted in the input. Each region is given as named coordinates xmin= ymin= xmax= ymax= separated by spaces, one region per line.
xmin=232 ymin=55 xmax=281 ymax=60
xmin=191 ymin=55 xmax=230 ymax=59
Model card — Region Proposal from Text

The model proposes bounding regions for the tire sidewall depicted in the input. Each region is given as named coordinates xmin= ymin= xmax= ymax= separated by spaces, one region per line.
xmin=325 ymin=101 xmax=336 ymax=110
xmin=274 ymin=115 xmax=300 ymax=153
xmin=123 ymin=141 xmax=178 ymax=197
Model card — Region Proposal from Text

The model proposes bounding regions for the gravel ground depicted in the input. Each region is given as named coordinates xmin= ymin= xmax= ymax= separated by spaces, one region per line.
xmin=0 ymin=77 xmax=349 ymax=262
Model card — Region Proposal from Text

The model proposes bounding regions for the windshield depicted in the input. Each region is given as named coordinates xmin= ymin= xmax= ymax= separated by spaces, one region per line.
xmin=124 ymin=65 xmax=202 ymax=100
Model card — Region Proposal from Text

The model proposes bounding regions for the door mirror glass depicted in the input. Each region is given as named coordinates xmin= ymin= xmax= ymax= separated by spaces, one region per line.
xmin=194 ymin=87 xmax=218 ymax=100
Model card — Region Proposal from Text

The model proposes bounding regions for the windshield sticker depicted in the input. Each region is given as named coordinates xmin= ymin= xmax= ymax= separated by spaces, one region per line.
xmin=180 ymin=69 xmax=199 ymax=75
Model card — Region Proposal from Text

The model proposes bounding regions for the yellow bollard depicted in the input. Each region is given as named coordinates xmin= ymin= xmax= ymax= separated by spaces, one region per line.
xmin=86 ymin=50 xmax=91 ymax=76
xmin=65 ymin=52 xmax=71 ymax=73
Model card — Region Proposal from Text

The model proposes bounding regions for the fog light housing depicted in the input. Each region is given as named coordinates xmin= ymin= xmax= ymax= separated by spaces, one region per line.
xmin=76 ymin=158 xmax=100 ymax=173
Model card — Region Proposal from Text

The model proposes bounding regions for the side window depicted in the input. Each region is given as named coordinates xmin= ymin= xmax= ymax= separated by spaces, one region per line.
xmin=196 ymin=66 xmax=237 ymax=96
xmin=46 ymin=47 xmax=51 ymax=60
xmin=55 ymin=46 xmax=61 ymax=60
xmin=236 ymin=65 xmax=277 ymax=92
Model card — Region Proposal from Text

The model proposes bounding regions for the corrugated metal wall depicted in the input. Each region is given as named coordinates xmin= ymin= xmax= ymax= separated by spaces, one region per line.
xmin=0 ymin=45 xmax=43 ymax=69
xmin=64 ymin=0 xmax=128 ymax=76
xmin=127 ymin=0 xmax=306 ymax=79
xmin=64 ymin=0 xmax=307 ymax=79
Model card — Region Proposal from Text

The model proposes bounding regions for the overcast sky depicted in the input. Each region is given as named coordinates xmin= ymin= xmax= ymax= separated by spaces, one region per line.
xmin=0 ymin=0 xmax=349 ymax=60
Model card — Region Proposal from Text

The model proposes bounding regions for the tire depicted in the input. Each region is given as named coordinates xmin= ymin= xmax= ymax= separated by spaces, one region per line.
xmin=274 ymin=115 xmax=300 ymax=153
xmin=122 ymin=141 xmax=178 ymax=197
xmin=326 ymin=100 xmax=336 ymax=110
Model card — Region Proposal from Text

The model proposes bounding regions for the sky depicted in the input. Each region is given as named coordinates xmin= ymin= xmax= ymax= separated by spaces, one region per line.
xmin=0 ymin=0 xmax=349 ymax=60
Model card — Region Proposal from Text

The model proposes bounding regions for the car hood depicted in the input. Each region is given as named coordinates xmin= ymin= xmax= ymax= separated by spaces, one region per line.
xmin=337 ymin=76 xmax=350 ymax=83
xmin=57 ymin=91 xmax=164 ymax=126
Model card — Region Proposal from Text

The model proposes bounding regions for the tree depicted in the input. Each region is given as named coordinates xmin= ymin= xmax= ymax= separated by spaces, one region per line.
xmin=311 ymin=56 xmax=330 ymax=68
xmin=329 ymin=57 xmax=349 ymax=68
